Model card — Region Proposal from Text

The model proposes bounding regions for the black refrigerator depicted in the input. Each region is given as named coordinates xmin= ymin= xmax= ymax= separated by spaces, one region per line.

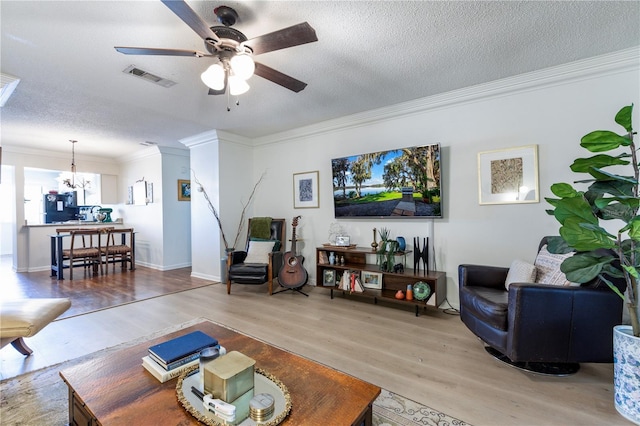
xmin=44 ymin=191 xmax=79 ymax=223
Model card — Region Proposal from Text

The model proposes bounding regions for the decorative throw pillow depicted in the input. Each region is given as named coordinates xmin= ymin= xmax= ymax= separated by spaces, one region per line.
xmin=243 ymin=240 xmax=276 ymax=263
xmin=250 ymin=237 xmax=281 ymax=252
xmin=534 ymin=245 xmax=577 ymax=286
xmin=505 ymin=259 xmax=537 ymax=290
xmin=249 ymin=217 xmax=272 ymax=239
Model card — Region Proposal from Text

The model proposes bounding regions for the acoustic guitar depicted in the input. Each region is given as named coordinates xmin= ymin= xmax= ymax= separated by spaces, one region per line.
xmin=278 ymin=216 xmax=308 ymax=289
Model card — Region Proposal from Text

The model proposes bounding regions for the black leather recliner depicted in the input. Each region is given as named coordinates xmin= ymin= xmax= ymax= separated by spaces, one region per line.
xmin=226 ymin=218 xmax=286 ymax=295
xmin=458 ymin=237 xmax=625 ymax=373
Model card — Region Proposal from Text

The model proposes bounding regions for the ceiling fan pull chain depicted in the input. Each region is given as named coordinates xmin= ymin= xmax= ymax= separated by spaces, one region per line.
xmin=226 ymin=86 xmax=231 ymax=112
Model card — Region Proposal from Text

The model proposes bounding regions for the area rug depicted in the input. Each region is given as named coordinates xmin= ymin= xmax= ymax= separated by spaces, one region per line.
xmin=0 ymin=319 xmax=470 ymax=426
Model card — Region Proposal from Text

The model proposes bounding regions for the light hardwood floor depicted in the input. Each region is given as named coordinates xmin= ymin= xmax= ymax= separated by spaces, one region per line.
xmin=1 ymin=278 xmax=631 ymax=425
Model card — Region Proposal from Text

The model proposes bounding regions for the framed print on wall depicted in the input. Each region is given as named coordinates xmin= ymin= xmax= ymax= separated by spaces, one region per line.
xmin=178 ymin=179 xmax=191 ymax=201
xmin=478 ymin=145 xmax=539 ymax=205
xmin=293 ymin=171 xmax=319 ymax=208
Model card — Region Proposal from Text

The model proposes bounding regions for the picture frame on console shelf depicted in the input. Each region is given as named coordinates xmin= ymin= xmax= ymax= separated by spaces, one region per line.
xmin=293 ymin=171 xmax=319 ymax=209
xmin=178 ymin=179 xmax=191 ymax=201
xmin=323 ymin=269 xmax=336 ymax=286
xmin=478 ymin=145 xmax=539 ymax=205
xmin=361 ymin=270 xmax=383 ymax=290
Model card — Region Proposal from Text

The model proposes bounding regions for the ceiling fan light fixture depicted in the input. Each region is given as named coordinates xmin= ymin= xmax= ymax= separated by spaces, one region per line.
xmin=201 ymin=63 xmax=226 ymax=90
xmin=229 ymin=75 xmax=249 ymax=96
xmin=230 ymin=54 xmax=255 ymax=80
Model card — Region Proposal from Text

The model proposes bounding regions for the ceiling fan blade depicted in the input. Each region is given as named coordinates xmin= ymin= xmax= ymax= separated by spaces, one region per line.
xmin=115 ymin=47 xmax=212 ymax=57
xmin=254 ymin=62 xmax=307 ymax=93
xmin=245 ymin=22 xmax=317 ymax=56
xmin=161 ymin=0 xmax=220 ymax=43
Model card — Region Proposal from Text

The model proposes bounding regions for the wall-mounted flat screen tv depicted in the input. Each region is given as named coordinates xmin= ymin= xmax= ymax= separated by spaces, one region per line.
xmin=331 ymin=144 xmax=442 ymax=218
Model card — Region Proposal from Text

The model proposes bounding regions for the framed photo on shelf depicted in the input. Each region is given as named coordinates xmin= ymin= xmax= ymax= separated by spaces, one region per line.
xmin=293 ymin=171 xmax=319 ymax=209
xmin=178 ymin=179 xmax=191 ymax=201
xmin=322 ymin=269 xmax=336 ymax=286
xmin=361 ymin=270 xmax=383 ymax=290
xmin=477 ymin=145 xmax=539 ymax=205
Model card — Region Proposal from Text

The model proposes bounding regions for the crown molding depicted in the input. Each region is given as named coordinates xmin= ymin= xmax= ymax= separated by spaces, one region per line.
xmin=180 ymin=129 xmax=252 ymax=149
xmin=2 ymin=145 xmax=116 ymax=165
xmin=252 ymin=47 xmax=640 ymax=146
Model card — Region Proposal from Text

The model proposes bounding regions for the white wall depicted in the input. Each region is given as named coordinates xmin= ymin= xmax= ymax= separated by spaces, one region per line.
xmin=247 ymin=48 xmax=640 ymax=308
xmin=160 ymin=147 xmax=191 ymax=270
xmin=183 ymin=130 xmax=255 ymax=281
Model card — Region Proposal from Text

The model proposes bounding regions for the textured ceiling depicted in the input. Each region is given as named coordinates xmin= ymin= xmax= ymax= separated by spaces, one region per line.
xmin=1 ymin=1 xmax=639 ymax=159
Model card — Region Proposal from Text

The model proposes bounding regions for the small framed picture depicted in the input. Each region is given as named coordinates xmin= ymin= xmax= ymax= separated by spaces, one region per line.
xmin=178 ymin=179 xmax=191 ymax=201
xmin=322 ymin=269 xmax=336 ymax=286
xmin=361 ymin=270 xmax=383 ymax=290
xmin=293 ymin=171 xmax=319 ymax=209
xmin=478 ymin=145 xmax=539 ymax=205
xmin=335 ymin=235 xmax=350 ymax=246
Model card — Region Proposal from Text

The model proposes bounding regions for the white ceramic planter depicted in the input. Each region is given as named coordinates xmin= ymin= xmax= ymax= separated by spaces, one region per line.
xmin=613 ymin=325 xmax=640 ymax=425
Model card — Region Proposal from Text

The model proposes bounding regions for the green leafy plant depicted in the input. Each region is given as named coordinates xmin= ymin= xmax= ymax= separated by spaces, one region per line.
xmin=546 ymin=104 xmax=639 ymax=337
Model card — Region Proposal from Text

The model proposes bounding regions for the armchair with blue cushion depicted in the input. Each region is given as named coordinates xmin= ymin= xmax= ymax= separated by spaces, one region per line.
xmin=226 ymin=218 xmax=286 ymax=295
xmin=458 ymin=237 xmax=625 ymax=375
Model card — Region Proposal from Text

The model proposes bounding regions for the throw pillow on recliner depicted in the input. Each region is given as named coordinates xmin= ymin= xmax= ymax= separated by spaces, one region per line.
xmin=244 ymin=240 xmax=276 ymax=263
xmin=505 ymin=259 xmax=537 ymax=290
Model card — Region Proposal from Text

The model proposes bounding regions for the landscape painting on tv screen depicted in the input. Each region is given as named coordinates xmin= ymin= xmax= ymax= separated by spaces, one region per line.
xmin=332 ymin=144 xmax=441 ymax=218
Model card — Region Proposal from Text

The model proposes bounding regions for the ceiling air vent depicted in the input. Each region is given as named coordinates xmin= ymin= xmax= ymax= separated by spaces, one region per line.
xmin=123 ymin=65 xmax=176 ymax=88
xmin=1 ymin=72 xmax=21 ymax=107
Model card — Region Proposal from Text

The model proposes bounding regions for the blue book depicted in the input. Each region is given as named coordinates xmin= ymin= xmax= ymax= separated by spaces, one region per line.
xmin=148 ymin=331 xmax=218 ymax=366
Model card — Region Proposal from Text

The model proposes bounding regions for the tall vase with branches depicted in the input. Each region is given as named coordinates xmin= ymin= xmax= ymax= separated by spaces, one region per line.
xmin=192 ymin=171 xmax=265 ymax=252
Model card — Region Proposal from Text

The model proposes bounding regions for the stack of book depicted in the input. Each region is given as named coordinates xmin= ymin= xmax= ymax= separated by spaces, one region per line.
xmin=142 ymin=330 xmax=219 ymax=383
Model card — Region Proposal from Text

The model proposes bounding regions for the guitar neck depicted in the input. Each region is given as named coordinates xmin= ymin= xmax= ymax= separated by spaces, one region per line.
xmin=290 ymin=228 xmax=297 ymax=254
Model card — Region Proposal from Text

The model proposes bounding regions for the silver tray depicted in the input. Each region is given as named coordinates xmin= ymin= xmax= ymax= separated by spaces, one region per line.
xmin=176 ymin=365 xmax=291 ymax=426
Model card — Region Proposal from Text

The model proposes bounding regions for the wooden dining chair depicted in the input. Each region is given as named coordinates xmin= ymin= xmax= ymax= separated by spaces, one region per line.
xmin=62 ymin=229 xmax=102 ymax=279
xmin=101 ymin=228 xmax=135 ymax=274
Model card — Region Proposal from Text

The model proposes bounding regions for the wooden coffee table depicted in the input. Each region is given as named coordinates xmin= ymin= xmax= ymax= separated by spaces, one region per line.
xmin=60 ymin=321 xmax=380 ymax=425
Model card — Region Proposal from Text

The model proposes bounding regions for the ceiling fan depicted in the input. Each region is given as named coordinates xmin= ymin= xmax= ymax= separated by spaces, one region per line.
xmin=115 ymin=0 xmax=317 ymax=99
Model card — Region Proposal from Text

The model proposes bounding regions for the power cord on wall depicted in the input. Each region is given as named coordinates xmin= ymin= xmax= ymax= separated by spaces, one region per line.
xmin=430 ymin=239 xmax=460 ymax=316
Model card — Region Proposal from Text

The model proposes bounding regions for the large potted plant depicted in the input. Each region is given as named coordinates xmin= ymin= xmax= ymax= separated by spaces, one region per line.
xmin=545 ymin=104 xmax=639 ymax=423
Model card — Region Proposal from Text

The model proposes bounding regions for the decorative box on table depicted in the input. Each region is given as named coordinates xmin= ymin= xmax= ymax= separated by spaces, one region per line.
xmin=204 ymin=351 xmax=256 ymax=404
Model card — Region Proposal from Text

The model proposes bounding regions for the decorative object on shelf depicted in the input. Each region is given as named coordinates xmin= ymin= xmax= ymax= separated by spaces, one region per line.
xmin=329 ymin=252 xmax=336 ymax=265
xmin=478 ymin=145 xmax=539 ymax=205
xmin=413 ymin=281 xmax=431 ymax=301
xmin=395 ymin=290 xmax=405 ymax=300
xmin=178 ymin=179 xmax=191 ymax=201
xmin=327 ymin=222 xmax=345 ymax=245
xmin=396 ymin=236 xmax=406 ymax=251
xmin=193 ymin=171 xmax=265 ymax=251
xmin=406 ymin=284 xmax=413 ymax=301
xmin=293 ymin=170 xmax=319 ymax=209
xmin=361 ymin=270 xmax=382 ymax=290
xmin=335 ymin=235 xmax=350 ymax=246
xmin=413 ymin=237 xmax=429 ymax=273
xmin=322 ymin=269 xmax=336 ymax=286
xmin=393 ymin=263 xmax=404 ymax=273
xmin=339 ymin=255 xmax=345 ymax=266
xmin=371 ymin=228 xmax=378 ymax=252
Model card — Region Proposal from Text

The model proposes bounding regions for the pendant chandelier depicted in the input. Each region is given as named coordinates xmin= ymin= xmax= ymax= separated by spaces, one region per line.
xmin=63 ymin=140 xmax=78 ymax=189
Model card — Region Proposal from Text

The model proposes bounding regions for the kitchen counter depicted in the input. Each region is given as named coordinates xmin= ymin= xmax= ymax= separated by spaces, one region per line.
xmin=25 ymin=219 xmax=124 ymax=227
xmin=24 ymin=221 xmax=126 ymax=272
